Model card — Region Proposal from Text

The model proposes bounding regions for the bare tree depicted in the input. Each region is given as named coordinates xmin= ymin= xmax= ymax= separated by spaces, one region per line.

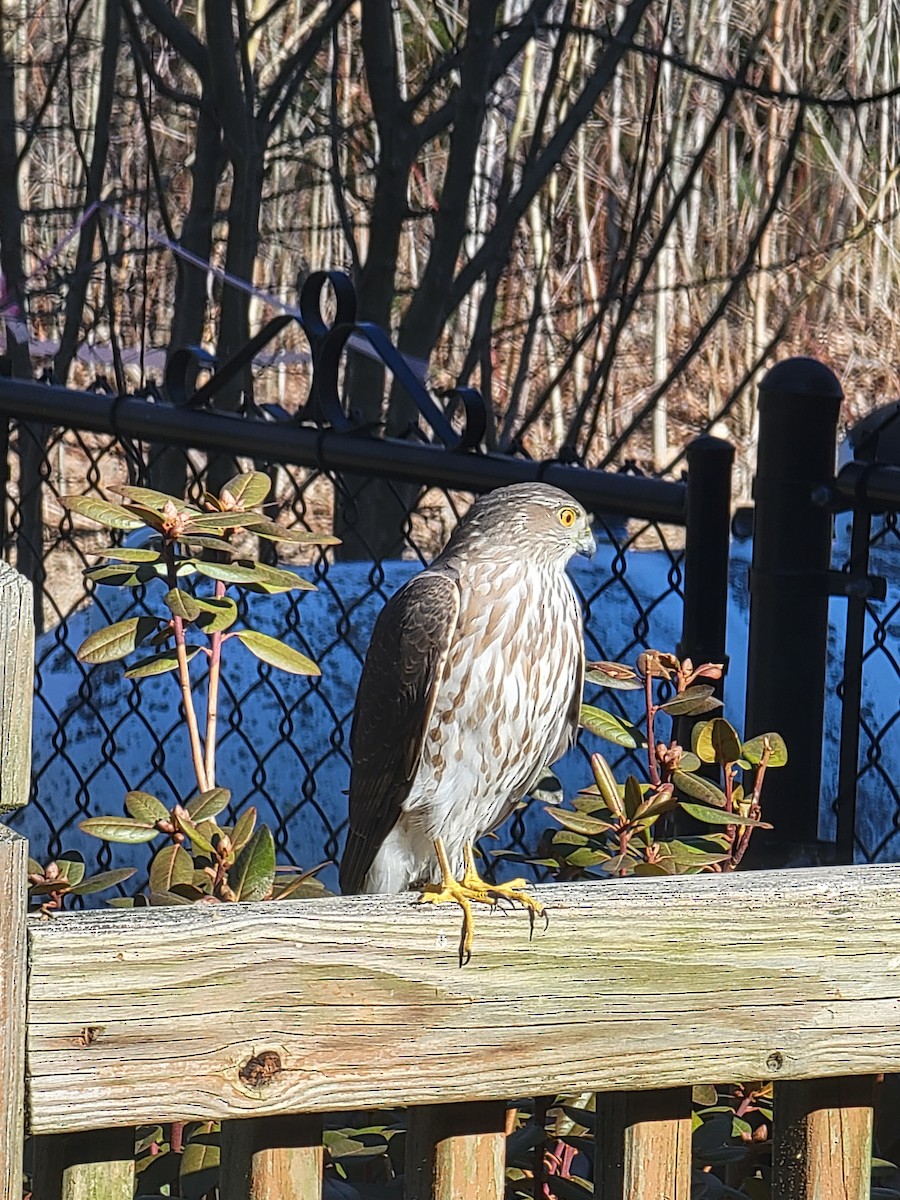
xmin=4 ymin=0 xmax=900 ymax=566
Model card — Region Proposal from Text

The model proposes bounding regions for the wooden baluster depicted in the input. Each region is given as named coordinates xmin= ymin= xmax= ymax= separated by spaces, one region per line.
xmin=595 ymin=1087 xmax=692 ymax=1200
xmin=220 ymin=1114 xmax=323 ymax=1200
xmin=0 ymin=561 xmax=34 ymax=813
xmin=47 ymin=1129 xmax=136 ymax=1200
xmin=773 ymin=1077 xmax=875 ymax=1200
xmin=0 ymin=827 xmax=28 ymax=1200
xmin=405 ymin=1102 xmax=506 ymax=1200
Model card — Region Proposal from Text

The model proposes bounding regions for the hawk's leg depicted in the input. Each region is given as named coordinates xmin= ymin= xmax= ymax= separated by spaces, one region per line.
xmin=419 ymin=837 xmax=546 ymax=965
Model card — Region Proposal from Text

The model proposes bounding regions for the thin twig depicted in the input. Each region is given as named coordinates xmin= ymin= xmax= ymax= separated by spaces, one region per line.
xmin=203 ymin=578 xmax=228 ymax=788
xmin=165 ymin=543 xmax=209 ymax=793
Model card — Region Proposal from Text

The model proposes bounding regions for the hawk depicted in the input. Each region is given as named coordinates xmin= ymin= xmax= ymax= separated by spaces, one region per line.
xmin=339 ymin=482 xmax=595 ymax=960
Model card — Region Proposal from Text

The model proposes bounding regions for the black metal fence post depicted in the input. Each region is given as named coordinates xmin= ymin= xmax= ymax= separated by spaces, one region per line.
xmin=745 ymin=357 xmax=843 ymax=865
xmin=676 ymin=436 xmax=734 ymax=774
xmin=679 ymin=435 xmax=735 ymax=671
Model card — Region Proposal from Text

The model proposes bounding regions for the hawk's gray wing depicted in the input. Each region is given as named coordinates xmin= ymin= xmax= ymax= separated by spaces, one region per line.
xmin=339 ymin=570 xmax=460 ymax=894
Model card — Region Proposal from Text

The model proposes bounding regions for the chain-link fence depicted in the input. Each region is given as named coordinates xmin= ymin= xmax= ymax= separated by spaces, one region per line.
xmin=826 ymin=423 xmax=900 ymax=863
xmin=0 ymin=375 xmax=731 ymax=893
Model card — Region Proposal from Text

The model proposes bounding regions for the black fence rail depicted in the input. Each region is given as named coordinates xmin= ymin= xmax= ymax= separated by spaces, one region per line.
xmin=0 ymin=279 xmax=733 ymax=887
xmin=745 ymin=357 xmax=900 ymax=866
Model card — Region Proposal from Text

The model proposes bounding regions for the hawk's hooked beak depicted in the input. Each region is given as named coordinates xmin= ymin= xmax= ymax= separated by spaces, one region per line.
xmin=577 ymin=522 xmax=597 ymax=559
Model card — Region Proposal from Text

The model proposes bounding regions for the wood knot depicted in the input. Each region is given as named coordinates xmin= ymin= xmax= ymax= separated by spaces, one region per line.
xmin=239 ymin=1050 xmax=282 ymax=1087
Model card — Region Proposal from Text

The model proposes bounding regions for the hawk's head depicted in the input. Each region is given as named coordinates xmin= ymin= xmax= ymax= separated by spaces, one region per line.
xmin=449 ymin=482 xmax=596 ymax=567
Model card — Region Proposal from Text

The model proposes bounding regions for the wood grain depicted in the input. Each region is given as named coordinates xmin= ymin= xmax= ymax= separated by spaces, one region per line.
xmin=595 ymin=1087 xmax=692 ymax=1199
xmin=773 ymin=1076 xmax=875 ymax=1200
xmin=405 ymin=1102 xmax=506 ymax=1200
xmin=0 ymin=561 xmax=33 ymax=811
xmin=1 ymin=826 xmax=28 ymax=1200
xmin=60 ymin=1129 xmax=134 ymax=1200
xmin=25 ymin=865 xmax=900 ymax=1134
xmin=219 ymin=1115 xmax=324 ymax=1200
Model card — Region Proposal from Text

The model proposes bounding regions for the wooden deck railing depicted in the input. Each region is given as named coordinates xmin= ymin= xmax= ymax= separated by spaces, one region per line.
xmin=3 ymin=846 xmax=897 ymax=1200
xmin=0 ymin=563 xmax=892 ymax=1200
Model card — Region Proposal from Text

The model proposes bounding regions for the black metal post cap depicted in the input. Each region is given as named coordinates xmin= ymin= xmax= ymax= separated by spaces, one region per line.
xmin=758 ymin=357 xmax=844 ymax=402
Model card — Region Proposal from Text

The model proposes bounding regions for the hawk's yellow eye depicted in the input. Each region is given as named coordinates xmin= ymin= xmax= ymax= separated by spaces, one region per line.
xmin=558 ymin=507 xmax=577 ymax=528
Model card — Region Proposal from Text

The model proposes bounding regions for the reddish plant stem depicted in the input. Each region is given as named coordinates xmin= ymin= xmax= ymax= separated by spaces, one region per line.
xmin=165 ymin=542 xmax=209 ymax=793
xmin=731 ymin=752 xmax=771 ymax=870
xmin=203 ymin=578 xmax=228 ymax=788
xmin=644 ymin=673 xmax=661 ymax=787
xmin=618 ymin=820 xmax=630 ymax=877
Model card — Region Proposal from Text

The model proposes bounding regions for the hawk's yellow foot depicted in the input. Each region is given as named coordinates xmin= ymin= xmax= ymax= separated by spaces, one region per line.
xmin=418 ymin=838 xmax=546 ymax=965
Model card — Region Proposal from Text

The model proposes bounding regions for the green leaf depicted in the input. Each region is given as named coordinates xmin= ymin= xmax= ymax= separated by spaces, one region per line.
xmin=553 ymin=832 xmax=589 ymax=849
xmin=559 ymin=1106 xmax=596 ymax=1134
xmin=221 ymin=470 xmax=271 ymax=508
xmin=693 ymin=717 xmax=743 ymax=765
xmin=657 ymin=685 xmax=723 ymax=717
xmin=121 ymin=502 xmax=176 ymax=533
xmin=233 ymin=630 xmax=321 ymax=675
xmin=28 ymin=881 xmax=71 ymax=896
xmin=549 ymin=808 xmax=614 ymax=836
xmin=124 ymin=647 xmax=201 ymax=678
xmin=192 ymin=559 xmax=315 ymax=593
xmin=94 ymin=547 xmax=162 ymax=563
xmin=67 ymin=868 xmax=137 ymax=896
xmin=658 ymin=839 xmax=732 ymax=870
xmin=194 ymin=596 xmax=238 ymax=633
xmin=633 ymin=861 xmax=675 ymax=877
xmin=184 ymin=512 xmax=265 ymax=534
xmin=590 ymin=752 xmax=623 ymax=813
xmin=135 ymin=1125 xmax=165 ymax=1155
xmin=271 ymin=874 xmax=329 ymax=901
xmin=165 ymin=588 xmax=202 ymax=622
xmin=84 ymin=562 xmax=162 ymax=588
xmin=79 ymin=816 xmax=160 ymax=844
xmin=149 ymin=844 xmax=194 ymax=894
xmin=633 ymin=785 xmax=677 ymax=819
xmin=579 ymin=704 xmax=642 ymax=749
xmin=186 ymin=787 xmax=231 ymax=821
xmin=563 ymin=846 xmax=613 ymax=869
xmin=678 ymin=802 xmax=772 ymax=829
xmin=60 ymin=495 xmax=144 ymax=530
xmin=672 ymin=770 xmax=728 ymax=808
xmin=125 ymin=791 xmax=170 ymax=824
xmin=623 ymin=774 xmax=644 ymax=819
xmin=732 ymin=1116 xmax=752 ymax=1138
xmin=149 ymin=889 xmax=196 ymax=906
xmin=251 ymin=518 xmax=340 ymax=546
xmin=227 ymin=826 xmax=276 ymax=901
xmin=571 ymin=792 xmax=607 ymax=815
xmin=181 ymin=534 xmax=236 ymax=554
xmin=229 ymin=807 xmax=257 ymax=855
xmin=584 ymin=661 xmax=642 ymax=690
xmin=116 ymin=486 xmax=197 ymax=512
xmin=676 ymin=751 xmax=702 ymax=773
xmin=52 ymin=852 xmax=86 ymax=886
xmin=742 ymin=732 xmax=789 ymax=767
xmin=77 ymin=617 xmax=163 ymax=665
xmin=180 ymin=1126 xmax=221 ymax=1200
xmin=176 ymin=811 xmax=217 ymax=854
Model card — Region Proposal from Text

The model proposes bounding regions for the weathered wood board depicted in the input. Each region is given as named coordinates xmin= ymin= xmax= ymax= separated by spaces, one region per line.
xmin=0 ymin=561 xmax=33 ymax=811
xmin=1 ymin=827 xmax=28 ymax=1200
xmin=26 ymin=865 xmax=900 ymax=1134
